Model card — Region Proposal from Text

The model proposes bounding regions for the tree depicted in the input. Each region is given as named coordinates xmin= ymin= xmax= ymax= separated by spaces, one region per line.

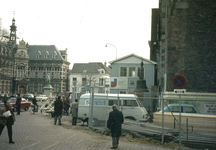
xmin=0 ymin=18 xmax=9 ymax=45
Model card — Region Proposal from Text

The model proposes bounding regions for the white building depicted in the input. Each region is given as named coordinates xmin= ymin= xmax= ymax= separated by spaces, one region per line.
xmin=69 ymin=62 xmax=110 ymax=95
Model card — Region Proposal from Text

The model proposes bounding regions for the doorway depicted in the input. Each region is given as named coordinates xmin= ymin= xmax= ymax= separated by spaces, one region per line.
xmin=19 ymin=85 xmax=25 ymax=95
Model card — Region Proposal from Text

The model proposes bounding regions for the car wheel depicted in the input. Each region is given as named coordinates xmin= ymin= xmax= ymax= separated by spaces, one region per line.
xmin=25 ymin=106 xmax=29 ymax=111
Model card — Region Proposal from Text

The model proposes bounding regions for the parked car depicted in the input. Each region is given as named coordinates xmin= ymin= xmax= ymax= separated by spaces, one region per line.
xmin=160 ymin=104 xmax=199 ymax=114
xmin=0 ymin=98 xmax=31 ymax=111
xmin=37 ymin=95 xmax=48 ymax=101
xmin=22 ymin=94 xmax=34 ymax=101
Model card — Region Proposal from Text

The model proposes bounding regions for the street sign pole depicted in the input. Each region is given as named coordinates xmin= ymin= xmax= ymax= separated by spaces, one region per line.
xmin=172 ymin=74 xmax=187 ymax=150
xmin=179 ymin=94 xmax=181 ymax=149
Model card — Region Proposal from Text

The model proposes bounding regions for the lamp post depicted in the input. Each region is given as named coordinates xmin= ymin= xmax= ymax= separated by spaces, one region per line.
xmin=105 ymin=43 xmax=117 ymax=59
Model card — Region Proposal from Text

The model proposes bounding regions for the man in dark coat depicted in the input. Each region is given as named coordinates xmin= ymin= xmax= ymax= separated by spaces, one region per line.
xmin=71 ymin=99 xmax=78 ymax=125
xmin=32 ymin=96 xmax=38 ymax=113
xmin=64 ymin=97 xmax=70 ymax=115
xmin=0 ymin=99 xmax=16 ymax=143
xmin=54 ymin=96 xmax=63 ymax=125
xmin=16 ymin=94 xmax=21 ymax=115
xmin=107 ymin=104 xmax=124 ymax=149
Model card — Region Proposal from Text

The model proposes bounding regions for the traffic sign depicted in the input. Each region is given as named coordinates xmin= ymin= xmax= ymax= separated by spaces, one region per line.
xmin=172 ymin=74 xmax=186 ymax=89
xmin=174 ymin=89 xmax=186 ymax=94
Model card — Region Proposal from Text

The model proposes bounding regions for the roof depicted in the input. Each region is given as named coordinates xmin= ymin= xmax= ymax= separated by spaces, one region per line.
xmin=167 ymin=104 xmax=194 ymax=107
xmin=109 ymin=53 xmax=157 ymax=64
xmin=71 ymin=62 xmax=109 ymax=74
xmin=80 ymin=93 xmax=137 ymax=99
xmin=28 ymin=45 xmax=64 ymax=61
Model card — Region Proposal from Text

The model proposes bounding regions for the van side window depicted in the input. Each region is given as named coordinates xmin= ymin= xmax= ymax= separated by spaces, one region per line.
xmin=108 ymin=100 xmax=121 ymax=106
xmin=123 ymin=100 xmax=138 ymax=107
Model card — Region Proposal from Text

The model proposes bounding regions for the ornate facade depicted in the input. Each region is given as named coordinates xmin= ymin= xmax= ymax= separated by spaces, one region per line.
xmin=0 ymin=18 xmax=70 ymax=96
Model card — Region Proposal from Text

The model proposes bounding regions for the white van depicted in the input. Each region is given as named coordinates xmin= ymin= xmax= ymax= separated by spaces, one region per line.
xmin=78 ymin=93 xmax=149 ymax=125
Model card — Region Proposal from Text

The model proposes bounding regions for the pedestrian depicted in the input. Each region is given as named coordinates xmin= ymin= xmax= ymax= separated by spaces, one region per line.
xmin=3 ymin=94 xmax=8 ymax=101
xmin=32 ymin=96 xmax=38 ymax=112
xmin=0 ymin=99 xmax=16 ymax=143
xmin=16 ymin=93 xmax=21 ymax=115
xmin=64 ymin=97 xmax=70 ymax=115
xmin=107 ymin=104 xmax=124 ymax=149
xmin=54 ymin=96 xmax=63 ymax=125
xmin=71 ymin=99 xmax=78 ymax=125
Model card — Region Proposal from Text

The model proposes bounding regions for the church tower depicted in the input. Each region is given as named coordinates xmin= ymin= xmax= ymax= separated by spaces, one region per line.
xmin=9 ymin=18 xmax=17 ymax=48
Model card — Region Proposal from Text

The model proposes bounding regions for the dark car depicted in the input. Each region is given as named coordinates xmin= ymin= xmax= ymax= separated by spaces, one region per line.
xmin=0 ymin=98 xmax=31 ymax=111
xmin=22 ymin=94 xmax=34 ymax=101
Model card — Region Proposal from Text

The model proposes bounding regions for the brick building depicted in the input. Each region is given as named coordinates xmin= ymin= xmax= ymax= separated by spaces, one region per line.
xmin=150 ymin=0 xmax=216 ymax=94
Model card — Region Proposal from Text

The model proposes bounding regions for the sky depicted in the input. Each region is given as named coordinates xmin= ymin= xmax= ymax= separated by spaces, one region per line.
xmin=0 ymin=0 xmax=159 ymax=69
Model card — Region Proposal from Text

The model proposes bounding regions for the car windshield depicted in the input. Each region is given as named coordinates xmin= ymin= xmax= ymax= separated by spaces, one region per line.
xmin=9 ymin=98 xmax=16 ymax=103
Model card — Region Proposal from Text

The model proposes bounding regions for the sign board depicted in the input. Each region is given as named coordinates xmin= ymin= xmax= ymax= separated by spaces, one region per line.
xmin=174 ymin=89 xmax=186 ymax=94
xmin=203 ymin=104 xmax=216 ymax=114
xmin=172 ymin=74 xmax=187 ymax=89
xmin=110 ymin=77 xmax=128 ymax=89
xmin=85 ymin=100 xmax=106 ymax=106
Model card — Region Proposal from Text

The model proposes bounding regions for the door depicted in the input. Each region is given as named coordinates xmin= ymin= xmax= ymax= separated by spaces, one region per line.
xmin=19 ymin=85 xmax=25 ymax=95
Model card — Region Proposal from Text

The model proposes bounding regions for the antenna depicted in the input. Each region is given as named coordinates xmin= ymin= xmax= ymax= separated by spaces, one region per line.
xmin=13 ymin=8 xmax=15 ymax=18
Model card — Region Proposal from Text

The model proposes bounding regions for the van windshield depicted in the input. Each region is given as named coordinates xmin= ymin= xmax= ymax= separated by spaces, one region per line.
xmin=137 ymin=99 xmax=143 ymax=107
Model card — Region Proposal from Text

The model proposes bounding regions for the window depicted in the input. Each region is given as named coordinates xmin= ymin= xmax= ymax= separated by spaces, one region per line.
xmin=120 ymin=67 xmax=127 ymax=76
xmin=99 ymin=78 xmax=104 ymax=86
xmin=36 ymin=55 xmax=40 ymax=58
xmin=123 ymin=100 xmax=138 ymax=107
xmin=171 ymin=106 xmax=183 ymax=113
xmin=47 ymin=67 xmax=51 ymax=71
xmin=38 ymin=83 xmax=43 ymax=93
xmin=120 ymin=91 xmax=126 ymax=94
xmin=185 ymin=107 xmax=196 ymax=113
xmin=82 ymin=78 xmax=87 ymax=86
xmin=73 ymin=78 xmax=77 ymax=86
xmin=108 ymin=100 xmax=121 ymax=106
xmin=129 ymin=67 xmax=135 ymax=77
xmin=44 ymin=55 xmax=48 ymax=58
xmin=83 ymin=70 xmax=87 ymax=73
xmin=54 ymin=83 xmax=59 ymax=92
xmin=52 ymin=55 xmax=56 ymax=59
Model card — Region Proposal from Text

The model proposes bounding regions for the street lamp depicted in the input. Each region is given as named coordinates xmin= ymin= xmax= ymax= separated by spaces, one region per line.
xmin=105 ymin=43 xmax=117 ymax=59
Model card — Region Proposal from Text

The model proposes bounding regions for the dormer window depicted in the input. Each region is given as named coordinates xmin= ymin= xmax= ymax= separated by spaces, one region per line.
xmin=83 ymin=70 xmax=87 ymax=73
xmin=44 ymin=55 xmax=48 ymax=58
xmin=36 ymin=55 xmax=40 ymax=58
xmin=98 ymin=69 xmax=105 ymax=74
xmin=52 ymin=55 xmax=57 ymax=59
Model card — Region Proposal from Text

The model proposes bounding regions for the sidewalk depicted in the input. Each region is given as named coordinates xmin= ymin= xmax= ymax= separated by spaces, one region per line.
xmin=60 ymin=114 xmax=197 ymax=150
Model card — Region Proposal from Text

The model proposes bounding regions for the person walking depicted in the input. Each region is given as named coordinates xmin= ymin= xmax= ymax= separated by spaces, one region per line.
xmin=0 ymin=99 xmax=16 ymax=143
xmin=71 ymin=99 xmax=78 ymax=125
xmin=107 ymin=104 xmax=124 ymax=149
xmin=54 ymin=96 xmax=63 ymax=125
xmin=64 ymin=97 xmax=70 ymax=115
xmin=16 ymin=93 xmax=21 ymax=115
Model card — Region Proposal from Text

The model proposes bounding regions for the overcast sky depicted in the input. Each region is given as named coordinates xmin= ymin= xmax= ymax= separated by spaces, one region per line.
xmin=0 ymin=0 xmax=159 ymax=68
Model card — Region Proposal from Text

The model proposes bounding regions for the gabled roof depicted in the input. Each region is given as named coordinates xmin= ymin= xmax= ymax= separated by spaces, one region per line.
xmin=71 ymin=62 xmax=109 ymax=74
xmin=109 ymin=53 xmax=157 ymax=64
xmin=28 ymin=45 xmax=64 ymax=61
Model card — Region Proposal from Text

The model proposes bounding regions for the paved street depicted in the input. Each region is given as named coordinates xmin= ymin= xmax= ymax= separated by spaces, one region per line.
xmin=0 ymin=110 xmax=190 ymax=150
